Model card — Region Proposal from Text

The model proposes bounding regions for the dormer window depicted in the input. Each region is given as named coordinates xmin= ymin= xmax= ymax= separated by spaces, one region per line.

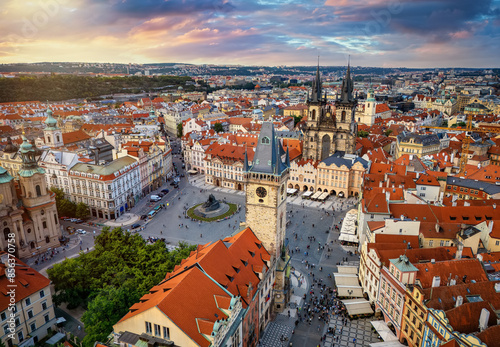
xmin=261 ymin=137 xmax=270 ymax=145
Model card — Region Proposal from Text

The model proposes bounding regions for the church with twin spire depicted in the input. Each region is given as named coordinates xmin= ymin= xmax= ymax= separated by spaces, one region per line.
xmin=303 ymin=63 xmax=358 ymax=161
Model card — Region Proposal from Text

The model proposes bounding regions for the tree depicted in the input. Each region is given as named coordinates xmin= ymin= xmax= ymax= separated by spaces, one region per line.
xmin=51 ymin=187 xmax=77 ymax=217
xmin=292 ymin=115 xmax=303 ymax=127
xmin=384 ymin=129 xmax=393 ymax=137
xmin=213 ymin=122 xmax=224 ymax=133
xmin=357 ymin=130 xmax=369 ymax=138
xmin=47 ymin=227 xmax=196 ymax=346
xmin=177 ymin=123 xmax=183 ymax=138
xmin=76 ymin=202 xmax=90 ymax=219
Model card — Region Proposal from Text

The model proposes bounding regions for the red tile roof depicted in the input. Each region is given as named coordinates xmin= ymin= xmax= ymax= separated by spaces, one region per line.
xmin=445 ymin=301 xmax=497 ymax=335
xmin=476 ymin=324 xmax=500 ymax=347
xmin=117 ymin=266 xmax=231 ymax=347
xmin=62 ymin=129 xmax=92 ymax=145
xmin=414 ymin=259 xmax=488 ymax=288
xmin=0 ymin=252 xmax=51 ymax=312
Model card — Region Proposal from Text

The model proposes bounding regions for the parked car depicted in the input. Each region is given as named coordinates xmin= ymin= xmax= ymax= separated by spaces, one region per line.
xmin=158 ymin=192 xmax=165 ymax=197
xmin=140 ymin=214 xmax=148 ymax=220
xmin=161 ymin=189 xmax=169 ymax=194
xmin=150 ymin=195 xmax=161 ymax=202
xmin=74 ymin=219 xmax=83 ymax=224
xmin=131 ymin=223 xmax=141 ymax=229
xmin=76 ymin=229 xmax=86 ymax=234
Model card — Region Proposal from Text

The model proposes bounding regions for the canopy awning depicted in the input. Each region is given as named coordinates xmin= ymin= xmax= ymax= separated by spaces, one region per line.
xmin=336 ymin=285 xmax=364 ymax=298
xmin=339 ymin=233 xmax=358 ymax=243
xmin=46 ymin=333 xmax=65 ymax=345
xmin=341 ymin=298 xmax=374 ymax=316
xmin=371 ymin=320 xmax=399 ymax=342
xmin=333 ymin=273 xmax=360 ymax=286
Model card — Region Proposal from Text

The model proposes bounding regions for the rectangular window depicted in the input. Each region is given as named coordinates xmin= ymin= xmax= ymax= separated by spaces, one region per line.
xmin=42 ymin=301 xmax=47 ymax=310
xmin=154 ymin=324 xmax=161 ymax=337
xmin=44 ymin=314 xmax=50 ymax=323
xmin=40 ymin=290 xmax=45 ymax=298
xmin=0 ymin=312 xmax=6 ymax=321
xmin=428 ymin=240 xmax=433 ymax=247
xmin=25 ymin=298 xmax=31 ymax=306
xmin=163 ymin=327 xmax=170 ymax=340
xmin=27 ymin=310 xmax=33 ymax=319
xmin=30 ymin=322 xmax=36 ymax=332
xmin=18 ymin=331 xmax=24 ymax=342
xmin=145 ymin=322 xmax=152 ymax=334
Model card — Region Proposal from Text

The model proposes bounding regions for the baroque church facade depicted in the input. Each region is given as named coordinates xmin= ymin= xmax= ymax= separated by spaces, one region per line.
xmin=0 ymin=134 xmax=61 ymax=259
xmin=303 ymin=64 xmax=358 ymax=161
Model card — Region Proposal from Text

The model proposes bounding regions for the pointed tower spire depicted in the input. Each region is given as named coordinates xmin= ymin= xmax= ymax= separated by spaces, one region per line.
xmin=285 ymin=143 xmax=290 ymax=167
xmin=243 ymin=146 xmax=249 ymax=172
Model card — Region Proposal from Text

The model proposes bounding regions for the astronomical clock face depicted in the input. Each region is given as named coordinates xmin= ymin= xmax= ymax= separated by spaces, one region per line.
xmin=256 ymin=186 xmax=267 ymax=198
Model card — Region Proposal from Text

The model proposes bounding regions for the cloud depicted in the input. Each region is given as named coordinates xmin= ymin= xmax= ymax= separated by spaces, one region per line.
xmin=0 ymin=0 xmax=498 ymax=67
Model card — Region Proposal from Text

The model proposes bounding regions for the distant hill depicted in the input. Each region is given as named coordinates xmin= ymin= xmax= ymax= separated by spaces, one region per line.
xmin=0 ymin=75 xmax=195 ymax=102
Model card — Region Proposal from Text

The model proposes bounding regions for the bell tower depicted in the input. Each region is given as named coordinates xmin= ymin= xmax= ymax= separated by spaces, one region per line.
xmin=334 ymin=62 xmax=358 ymax=153
xmin=44 ymin=108 xmax=64 ymax=148
xmin=304 ymin=60 xmax=331 ymax=161
xmin=18 ymin=134 xmax=61 ymax=254
xmin=245 ymin=122 xmax=290 ymax=312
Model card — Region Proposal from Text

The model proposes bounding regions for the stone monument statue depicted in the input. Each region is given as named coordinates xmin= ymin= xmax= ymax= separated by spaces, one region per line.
xmin=202 ymin=194 xmax=220 ymax=212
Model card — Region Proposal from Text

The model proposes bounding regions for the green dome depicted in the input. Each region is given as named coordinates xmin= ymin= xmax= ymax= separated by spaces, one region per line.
xmin=44 ymin=108 xmax=58 ymax=128
xmin=20 ymin=135 xmax=33 ymax=153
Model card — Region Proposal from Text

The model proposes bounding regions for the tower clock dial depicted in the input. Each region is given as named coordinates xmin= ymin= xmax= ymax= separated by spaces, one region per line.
xmin=256 ymin=186 xmax=267 ymax=198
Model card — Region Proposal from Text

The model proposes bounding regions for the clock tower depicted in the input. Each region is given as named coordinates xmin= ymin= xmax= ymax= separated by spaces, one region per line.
xmin=244 ymin=122 xmax=290 ymax=312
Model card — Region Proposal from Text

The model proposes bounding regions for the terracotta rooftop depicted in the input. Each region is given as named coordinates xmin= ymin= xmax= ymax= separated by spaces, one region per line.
xmin=414 ymin=259 xmax=488 ymax=288
xmin=0 ymin=251 xmax=51 ymax=312
xmin=476 ymin=324 xmax=500 ymax=347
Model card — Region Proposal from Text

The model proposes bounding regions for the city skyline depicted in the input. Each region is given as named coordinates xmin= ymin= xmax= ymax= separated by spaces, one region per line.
xmin=1 ymin=0 xmax=499 ymax=68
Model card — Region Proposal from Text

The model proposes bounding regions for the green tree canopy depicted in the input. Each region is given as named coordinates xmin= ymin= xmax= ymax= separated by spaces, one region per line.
xmin=177 ymin=123 xmax=183 ymax=138
xmin=384 ymin=129 xmax=393 ymax=137
xmin=51 ymin=187 xmax=77 ymax=217
xmin=292 ymin=115 xmax=303 ymax=127
xmin=76 ymin=202 xmax=90 ymax=220
xmin=357 ymin=130 xmax=370 ymax=138
xmin=47 ymin=227 xmax=196 ymax=347
xmin=213 ymin=122 xmax=224 ymax=133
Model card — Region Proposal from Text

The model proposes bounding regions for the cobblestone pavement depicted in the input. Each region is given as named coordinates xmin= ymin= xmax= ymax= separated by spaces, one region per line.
xmin=324 ymin=316 xmax=381 ymax=347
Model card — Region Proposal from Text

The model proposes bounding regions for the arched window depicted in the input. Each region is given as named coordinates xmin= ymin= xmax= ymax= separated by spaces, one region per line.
xmin=261 ymin=137 xmax=270 ymax=145
xmin=311 ymin=109 xmax=316 ymax=120
xmin=3 ymin=228 xmax=10 ymax=241
xmin=56 ymin=135 xmax=60 ymax=143
xmin=36 ymin=185 xmax=42 ymax=197
xmin=341 ymin=111 xmax=346 ymax=122
xmin=46 ymin=136 xmax=51 ymax=143
xmin=30 ymin=242 xmax=35 ymax=249
xmin=45 ymin=236 xmax=50 ymax=244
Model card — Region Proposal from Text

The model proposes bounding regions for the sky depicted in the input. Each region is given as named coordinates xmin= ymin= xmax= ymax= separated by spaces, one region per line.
xmin=0 ymin=0 xmax=499 ymax=68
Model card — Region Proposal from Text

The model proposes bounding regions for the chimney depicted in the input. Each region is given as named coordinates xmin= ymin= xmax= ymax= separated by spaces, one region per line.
xmin=432 ymin=275 xmax=440 ymax=287
xmin=456 ymin=244 xmax=463 ymax=259
xmin=455 ymin=295 xmax=463 ymax=307
xmin=379 ymin=181 xmax=383 ymax=188
xmin=479 ymin=308 xmax=490 ymax=332
xmin=494 ymin=204 xmax=497 ymax=209
xmin=431 ymin=259 xmax=436 ymax=264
